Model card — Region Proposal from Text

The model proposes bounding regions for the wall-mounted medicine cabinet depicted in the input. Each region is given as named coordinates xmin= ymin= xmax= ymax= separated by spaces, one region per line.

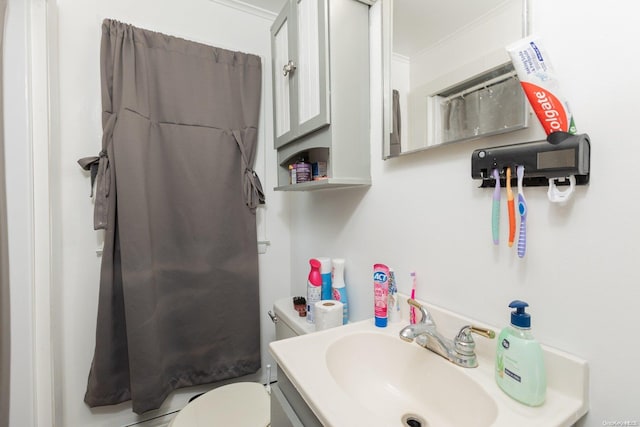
xmin=270 ymin=0 xmax=372 ymax=191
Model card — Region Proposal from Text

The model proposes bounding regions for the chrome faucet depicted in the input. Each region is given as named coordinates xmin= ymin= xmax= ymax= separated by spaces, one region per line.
xmin=399 ymin=299 xmax=495 ymax=368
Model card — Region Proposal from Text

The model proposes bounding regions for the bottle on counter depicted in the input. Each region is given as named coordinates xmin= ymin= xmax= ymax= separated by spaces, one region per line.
xmin=373 ymin=263 xmax=389 ymax=328
xmin=317 ymin=257 xmax=333 ymax=301
xmin=306 ymin=259 xmax=322 ymax=324
xmin=495 ymin=300 xmax=546 ymax=406
xmin=331 ymin=258 xmax=349 ymax=324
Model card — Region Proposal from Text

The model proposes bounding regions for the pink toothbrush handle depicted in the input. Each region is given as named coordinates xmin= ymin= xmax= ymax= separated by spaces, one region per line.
xmin=409 ymin=290 xmax=416 ymax=323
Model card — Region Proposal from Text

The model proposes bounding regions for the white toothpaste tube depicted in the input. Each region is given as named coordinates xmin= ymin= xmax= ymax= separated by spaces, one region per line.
xmin=506 ymin=35 xmax=577 ymax=136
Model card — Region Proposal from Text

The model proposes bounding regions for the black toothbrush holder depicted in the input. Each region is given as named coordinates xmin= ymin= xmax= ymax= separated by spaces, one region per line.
xmin=471 ymin=132 xmax=591 ymax=188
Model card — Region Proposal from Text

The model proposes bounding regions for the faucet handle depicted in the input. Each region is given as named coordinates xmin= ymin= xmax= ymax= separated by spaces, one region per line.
xmin=454 ymin=325 xmax=496 ymax=356
xmin=465 ymin=325 xmax=496 ymax=339
xmin=407 ymin=298 xmax=434 ymax=324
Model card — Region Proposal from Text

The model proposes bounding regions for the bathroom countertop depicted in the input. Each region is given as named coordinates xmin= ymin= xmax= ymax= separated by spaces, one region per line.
xmin=269 ymin=296 xmax=589 ymax=427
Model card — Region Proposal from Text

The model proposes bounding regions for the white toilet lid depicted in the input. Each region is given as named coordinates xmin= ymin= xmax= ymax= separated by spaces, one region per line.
xmin=169 ymin=382 xmax=270 ymax=427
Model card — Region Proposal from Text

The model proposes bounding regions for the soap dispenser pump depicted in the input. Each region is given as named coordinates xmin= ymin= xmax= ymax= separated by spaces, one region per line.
xmin=495 ymin=300 xmax=546 ymax=406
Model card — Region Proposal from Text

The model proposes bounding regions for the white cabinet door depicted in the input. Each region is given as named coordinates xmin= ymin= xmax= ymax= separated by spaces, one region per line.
xmin=271 ymin=0 xmax=330 ymax=149
xmin=271 ymin=10 xmax=294 ymax=146
xmin=295 ymin=0 xmax=330 ymax=136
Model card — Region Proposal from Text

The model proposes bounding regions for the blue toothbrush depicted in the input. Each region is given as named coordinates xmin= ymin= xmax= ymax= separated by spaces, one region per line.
xmin=516 ymin=165 xmax=527 ymax=258
xmin=492 ymin=169 xmax=500 ymax=245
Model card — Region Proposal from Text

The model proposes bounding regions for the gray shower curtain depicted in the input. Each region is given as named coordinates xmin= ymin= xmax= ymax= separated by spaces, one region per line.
xmin=0 ymin=1 xmax=10 ymax=426
xmin=79 ymin=20 xmax=264 ymax=414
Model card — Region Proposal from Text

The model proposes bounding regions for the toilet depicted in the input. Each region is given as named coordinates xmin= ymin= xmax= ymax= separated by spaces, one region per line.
xmin=169 ymin=297 xmax=313 ymax=427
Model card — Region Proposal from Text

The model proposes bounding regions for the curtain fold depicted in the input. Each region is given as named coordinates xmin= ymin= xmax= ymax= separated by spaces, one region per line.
xmin=81 ymin=20 xmax=264 ymax=414
xmin=0 ymin=1 xmax=11 ymax=425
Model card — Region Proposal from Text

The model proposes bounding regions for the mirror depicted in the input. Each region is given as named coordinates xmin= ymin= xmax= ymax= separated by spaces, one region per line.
xmin=382 ymin=0 xmax=530 ymax=159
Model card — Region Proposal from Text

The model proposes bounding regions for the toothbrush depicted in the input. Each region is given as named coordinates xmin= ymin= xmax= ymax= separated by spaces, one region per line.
xmin=506 ymin=167 xmax=516 ymax=247
xmin=491 ymin=169 xmax=500 ymax=245
xmin=409 ymin=272 xmax=416 ymax=324
xmin=516 ymin=165 xmax=527 ymax=258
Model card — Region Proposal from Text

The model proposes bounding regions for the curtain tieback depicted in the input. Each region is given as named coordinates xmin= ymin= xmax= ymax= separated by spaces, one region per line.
xmin=77 ymin=151 xmax=110 ymax=230
xmin=231 ymin=130 xmax=265 ymax=211
xmin=243 ymin=167 xmax=265 ymax=210
xmin=77 ymin=150 xmax=107 ymax=197
xmin=77 ymin=113 xmax=117 ymax=230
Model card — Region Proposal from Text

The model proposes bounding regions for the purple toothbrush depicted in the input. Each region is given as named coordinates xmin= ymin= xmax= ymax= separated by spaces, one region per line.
xmin=517 ymin=165 xmax=527 ymax=258
xmin=492 ymin=169 xmax=500 ymax=245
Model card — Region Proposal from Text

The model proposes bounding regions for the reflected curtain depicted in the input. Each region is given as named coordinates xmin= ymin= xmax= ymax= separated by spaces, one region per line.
xmin=0 ymin=1 xmax=11 ymax=426
xmin=79 ymin=20 xmax=264 ymax=414
xmin=390 ymin=89 xmax=401 ymax=156
xmin=441 ymin=76 xmax=525 ymax=144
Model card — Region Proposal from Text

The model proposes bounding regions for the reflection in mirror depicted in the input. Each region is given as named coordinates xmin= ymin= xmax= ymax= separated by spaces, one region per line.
xmin=382 ymin=0 xmax=530 ymax=159
xmin=433 ymin=62 xmax=526 ymax=146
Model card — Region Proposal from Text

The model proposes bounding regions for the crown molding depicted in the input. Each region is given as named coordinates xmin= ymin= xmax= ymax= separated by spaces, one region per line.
xmin=209 ymin=0 xmax=278 ymax=21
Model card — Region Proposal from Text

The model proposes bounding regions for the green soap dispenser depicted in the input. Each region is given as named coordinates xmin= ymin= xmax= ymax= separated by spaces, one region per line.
xmin=495 ymin=300 xmax=546 ymax=406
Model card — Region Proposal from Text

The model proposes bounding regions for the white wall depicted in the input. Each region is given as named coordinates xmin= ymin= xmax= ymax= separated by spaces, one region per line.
xmin=288 ymin=1 xmax=639 ymax=426
xmin=49 ymin=0 xmax=291 ymax=426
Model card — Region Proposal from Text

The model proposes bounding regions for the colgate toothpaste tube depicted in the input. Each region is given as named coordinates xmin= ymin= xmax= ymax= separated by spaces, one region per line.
xmin=507 ymin=36 xmax=577 ymax=136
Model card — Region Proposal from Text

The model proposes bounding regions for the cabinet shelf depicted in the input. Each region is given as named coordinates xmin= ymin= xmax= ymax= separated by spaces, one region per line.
xmin=274 ymin=177 xmax=371 ymax=192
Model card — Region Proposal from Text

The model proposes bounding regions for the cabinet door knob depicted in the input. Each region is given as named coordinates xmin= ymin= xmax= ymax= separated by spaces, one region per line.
xmin=283 ymin=60 xmax=296 ymax=76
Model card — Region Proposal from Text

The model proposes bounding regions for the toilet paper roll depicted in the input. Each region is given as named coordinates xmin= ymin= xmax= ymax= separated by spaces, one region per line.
xmin=314 ymin=300 xmax=344 ymax=331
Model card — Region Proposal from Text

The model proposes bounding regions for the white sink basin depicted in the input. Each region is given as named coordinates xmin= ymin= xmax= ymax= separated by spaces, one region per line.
xmin=326 ymin=332 xmax=498 ymax=426
xmin=269 ymin=295 xmax=589 ymax=427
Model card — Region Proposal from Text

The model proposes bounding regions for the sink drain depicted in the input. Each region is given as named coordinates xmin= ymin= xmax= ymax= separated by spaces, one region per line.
xmin=402 ymin=414 xmax=428 ymax=427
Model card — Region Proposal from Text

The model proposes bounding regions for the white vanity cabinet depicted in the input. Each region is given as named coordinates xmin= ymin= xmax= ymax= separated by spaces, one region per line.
xmin=270 ymin=0 xmax=372 ymax=190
